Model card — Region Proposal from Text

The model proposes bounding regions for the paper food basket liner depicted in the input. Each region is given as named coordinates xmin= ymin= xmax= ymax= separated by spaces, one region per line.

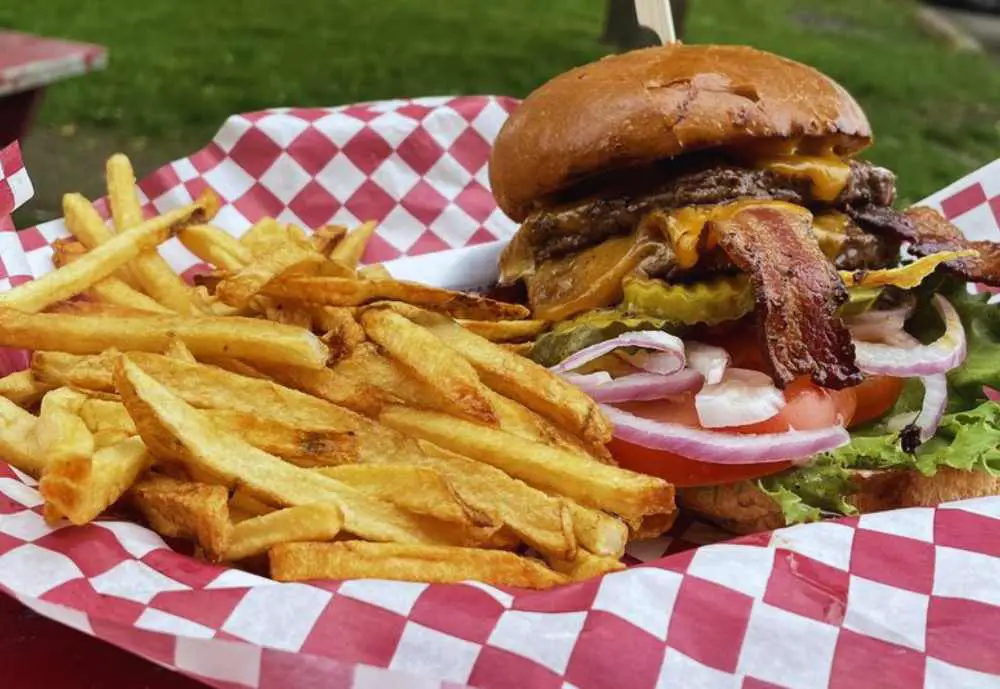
xmin=2 ymin=97 xmax=1000 ymax=689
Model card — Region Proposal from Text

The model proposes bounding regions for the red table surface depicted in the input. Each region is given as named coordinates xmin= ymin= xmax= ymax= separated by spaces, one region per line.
xmin=0 ymin=594 xmax=204 ymax=689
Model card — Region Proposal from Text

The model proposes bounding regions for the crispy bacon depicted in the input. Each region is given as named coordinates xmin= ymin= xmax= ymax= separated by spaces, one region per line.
xmin=712 ymin=204 xmax=862 ymax=389
xmin=849 ymin=205 xmax=1000 ymax=287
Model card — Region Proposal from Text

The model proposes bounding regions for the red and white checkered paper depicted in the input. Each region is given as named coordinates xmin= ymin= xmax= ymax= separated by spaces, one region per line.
xmin=3 ymin=97 xmax=1000 ymax=689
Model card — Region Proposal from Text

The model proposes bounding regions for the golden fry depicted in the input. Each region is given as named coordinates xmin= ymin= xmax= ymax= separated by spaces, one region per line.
xmin=226 ymin=504 xmax=344 ymax=561
xmin=329 ymin=221 xmax=376 ymax=271
xmin=315 ymin=464 xmax=491 ymax=527
xmin=414 ymin=442 xmax=577 ymax=561
xmin=360 ymin=307 xmax=497 ymax=425
xmin=217 ymin=243 xmax=326 ymax=308
xmin=309 ymin=225 xmax=348 ymax=257
xmin=549 ymin=550 xmax=626 ymax=581
xmin=357 ymin=263 xmax=391 ymax=280
xmin=107 ymin=155 xmax=211 ymax=316
xmin=230 ymin=487 xmax=277 ymax=518
xmin=395 ymin=306 xmax=612 ymax=445
xmin=34 ymin=388 xmax=93 ymax=482
xmin=31 ymin=351 xmax=116 ymax=393
xmin=0 ymin=396 xmax=44 ymax=476
xmin=0 ymin=309 xmax=329 ymax=370
xmin=562 ymin=500 xmax=628 ymax=558
xmin=42 ymin=436 xmax=149 ymax=526
xmin=313 ymin=306 xmax=366 ymax=359
xmin=240 ymin=218 xmax=312 ymax=256
xmin=178 ymin=224 xmax=253 ymax=272
xmin=0 ymin=370 xmax=52 ymax=408
xmin=131 ymin=474 xmax=231 ymax=561
xmin=270 ymin=541 xmax=568 ymax=589
xmin=116 ymin=356 xmax=462 ymax=544
xmin=62 ymin=194 xmax=141 ymax=289
xmin=0 ymin=199 xmax=209 ymax=314
xmin=381 ymin=406 xmax=674 ymax=523
xmin=164 ymin=337 xmax=197 ymax=362
xmin=262 ymin=277 xmax=530 ymax=320
xmin=457 ymin=319 xmax=549 ymax=342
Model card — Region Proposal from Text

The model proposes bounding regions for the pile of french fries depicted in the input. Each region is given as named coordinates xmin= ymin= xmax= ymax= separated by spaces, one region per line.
xmin=0 ymin=154 xmax=676 ymax=589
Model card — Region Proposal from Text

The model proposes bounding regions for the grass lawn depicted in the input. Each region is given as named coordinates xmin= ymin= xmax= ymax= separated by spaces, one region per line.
xmin=3 ymin=0 xmax=999 ymax=216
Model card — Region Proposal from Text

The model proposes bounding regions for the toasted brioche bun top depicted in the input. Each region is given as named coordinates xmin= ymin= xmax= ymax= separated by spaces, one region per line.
xmin=490 ymin=44 xmax=873 ymax=222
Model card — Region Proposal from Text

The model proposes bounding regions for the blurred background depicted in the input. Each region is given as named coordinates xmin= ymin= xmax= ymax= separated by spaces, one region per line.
xmin=3 ymin=0 xmax=999 ymax=224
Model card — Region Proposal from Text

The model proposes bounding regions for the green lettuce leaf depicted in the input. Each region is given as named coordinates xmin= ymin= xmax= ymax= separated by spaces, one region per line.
xmin=907 ymin=278 xmax=1000 ymax=411
xmin=761 ymin=400 xmax=1000 ymax=526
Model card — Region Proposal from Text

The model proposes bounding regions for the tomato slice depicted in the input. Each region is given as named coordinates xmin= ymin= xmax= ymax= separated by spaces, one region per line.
xmin=849 ymin=375 xmax=904 ymax=427
xmin=609 ymin=375 xmax=900 ymax=487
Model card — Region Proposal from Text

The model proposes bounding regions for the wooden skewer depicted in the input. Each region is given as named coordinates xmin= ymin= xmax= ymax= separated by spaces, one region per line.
xmin=633 ymin=0 xmax=676 ymax=44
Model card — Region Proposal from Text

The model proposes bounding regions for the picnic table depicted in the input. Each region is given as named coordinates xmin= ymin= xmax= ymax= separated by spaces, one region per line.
xmin=0 ymin=30 xmax=107 ymax=147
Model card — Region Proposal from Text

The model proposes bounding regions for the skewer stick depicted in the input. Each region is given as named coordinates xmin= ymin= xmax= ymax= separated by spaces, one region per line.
xmin=633 ymin=0 xmax=676 ymax=44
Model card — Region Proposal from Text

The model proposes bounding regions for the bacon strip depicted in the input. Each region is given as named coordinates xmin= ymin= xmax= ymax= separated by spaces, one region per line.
xmin=849 ymin=205 xmax=1000 ymax=287
xmin=712 ymin=203 xmax=861 ymax=389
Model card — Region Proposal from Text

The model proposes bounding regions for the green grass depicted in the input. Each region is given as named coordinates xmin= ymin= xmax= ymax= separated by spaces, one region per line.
xmin=4 ymin=0 xmax=1000 ymax=202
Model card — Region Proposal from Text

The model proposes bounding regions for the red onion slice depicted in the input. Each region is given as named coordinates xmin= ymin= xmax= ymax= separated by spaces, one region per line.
xmin=846 ymin=301 xmax=916 ymax=342
xmin=551 ymin=331 xmax=685 ymax=374
xmin=882 ymin=331 xmax=949 ymax=442
xmin=685 ymin=342 xmax=730 ymax=385
xmin=695 ymin=368 xmax=786 ymax=429
xmin=562 ymin=369 xmax=703 ymax=403
xmin=617 ymin=350 xmax=684 ymax=376
xmin=853 ymin=295 xmax=965 ymax=376
xmin=602 ymin=404 xmax=850 ymax=464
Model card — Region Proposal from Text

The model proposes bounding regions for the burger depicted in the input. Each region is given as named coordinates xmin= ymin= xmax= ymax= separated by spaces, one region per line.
xmin=488 ymin=44 xmax=1000 ymax=533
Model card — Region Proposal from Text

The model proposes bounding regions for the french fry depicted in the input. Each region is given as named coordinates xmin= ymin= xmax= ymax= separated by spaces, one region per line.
xmin=262 ymin=277 xmax=530 ymax=320
xmin=115 ymin=356 xmax=468 ymax=545
xmin=178 ymin=224 xmax=253 ymax=272
xmin=0 ymin=370 xmax=52 ymax=408
xmin=217 ymin=243 xmax=326 ymax=308
xmin=131 ymin=474 xmax=231 ymax=561
xmin=226 ymin=504 xmax=344 ymax=561
xmin=630 ymin=511 xmax=679 ymax=540
xmin=230 ymin=487 xmax=276 ymax=518
xmin=315 ymin=464 xmax=492 ymax=527
xmin=380 ymin=406 xmax=674 ymax=524
xmin=207 ymin=408 xmax=358 ymax=467
xmin=357 ymin=263 xmax=391 ymax=280
xmin=0 ymin=198 xmax=211 ymax=314
xmin=78 ymin=395 xmax=356 ymax=467
xmin=313 ymin=306 xmax=366 ymax=359
xmin=270 ymin=541 xmax=568 ymax=589
xmin=501 ymin=342 xmax=533 ymax=357
xmin=360 ymin=307 xmax=497 ymax=425
xmin=62 ymin=194 xmax=141 ymax=289
xmin=164 ymin=337 xmax=197 ymax=362
xmin=549 ymin=550 xmax=626 ymax=581
xmin=329 ymin=221 xmax=376 ymax=271
xmin=44 ymin=300 xmax=159 ymax=318
xmin=562 ymin=500 xmax=628 ymax=558
xmin=0 ymin=396 xmax=44 ymax=476
xmin=52 ymin=238 xmax=175 ymax=314
xmin=240 ymin=218 xmax=311 ymax=256
xmin=246 ymin=360 xmax=396 ymax=420
xmin=457 ymin=319 xmax=549 ymax=342
xmin=0 ymin=309 xmax=329 ymax=370
xmin=34 ymin=387 xmax=93 ymax=482
xmin=392 ymin=306 xmax=613 ymax=445
xmin=329 ymin=343 xmax=609 ymax=462
xmin=197 ymin=356 xmax=271 ymax=380
xmin=88 ymin=278 xmax=177 ymax=314
xmin=107 ymin=154 xmax=210 ymax=315
xmin=309 ymin=225 xmax=348 ymax=257
xmin=31 ymin=350 xmax=117 ymax=393
xmin=41 ymin=436 xmax=150 ymax=526
xmin=253 ymin=297 xmax=314 ymax=329
xmin=413 ymin=442 xmax=577 ymax=561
